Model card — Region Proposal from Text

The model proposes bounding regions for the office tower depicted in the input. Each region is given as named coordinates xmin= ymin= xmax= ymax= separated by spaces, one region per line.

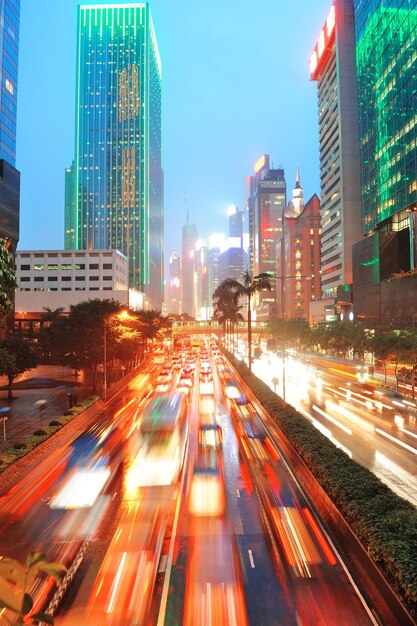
xmin=168 ymin=250 xmax=181 ymax=315
xmin=228 ymin=205 xmax=243 ymax=239
xmin=195 ymin=239 xmax=209 ymax=320
xmin=351 ymin=2 xmax=417 ymax=324
xmin=277 ymin=192 xmax=321 ymax=320
xmin=208 ymin=233 xmax=224 ymax=318
xmin=181 ymin=219 xmax=198 ymax=317
xmin=310 ymin=0 xmax=361 ymax=306
xmin=66 ymin=3 xmax=163 ymax=308
xmin=247 ymin=155 xmax=286 ymax=316
xmin=219 ymin=239 xmax=246 ymax=284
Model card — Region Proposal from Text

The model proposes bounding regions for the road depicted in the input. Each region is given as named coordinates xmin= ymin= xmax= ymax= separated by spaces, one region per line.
xmin=0 ymin=346 xmax=393 ymax=625
xmin=249 ymin=348 xmax=417 ymax=507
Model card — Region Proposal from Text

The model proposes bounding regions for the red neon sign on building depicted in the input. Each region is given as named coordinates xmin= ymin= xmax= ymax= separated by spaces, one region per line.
xmin=310 ymin=4 xmax=336 ymax=81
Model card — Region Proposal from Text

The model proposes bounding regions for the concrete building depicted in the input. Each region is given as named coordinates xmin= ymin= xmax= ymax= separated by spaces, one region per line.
xmin=247 ymin=155 xmax=286 ymax=316
xmin=181 ymin=220 xmax=198 ymax=317
xmin=276 ymin=192 xmax=321 ymax=320
xmin=15 ymin=249 xmax=144 ymax=313
xmin=65 ymin=4 xmax=163 ymax=307
xmin=310 ymin=0 xmax=361 ymax=311
xmin=168 ymin=250 xmax=181 ymax=315
xmin=207 ymin=233 xmax=224 ymax=319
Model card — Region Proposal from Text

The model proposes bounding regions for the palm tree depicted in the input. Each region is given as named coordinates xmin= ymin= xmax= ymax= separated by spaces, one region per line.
xmin=213 ymin=288 xmax=244 ymax=353
xmin=214 ymin=271 xmax=272 ymax=371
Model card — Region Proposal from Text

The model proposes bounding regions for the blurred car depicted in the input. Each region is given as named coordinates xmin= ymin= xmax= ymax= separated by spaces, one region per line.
xmin=188 ymin=452 xmax=225 ymax=517
xmin=198 ymin=424 xmax=222 ymax=449
xmin=200 ymin=370 xmax=213 ymax=382
xmin=179 ymin=374 xmax=194 ymax=388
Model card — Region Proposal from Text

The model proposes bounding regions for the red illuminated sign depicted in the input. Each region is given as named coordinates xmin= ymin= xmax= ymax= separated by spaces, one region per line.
xmin=310 ymin=4 xmax=336 ymax=80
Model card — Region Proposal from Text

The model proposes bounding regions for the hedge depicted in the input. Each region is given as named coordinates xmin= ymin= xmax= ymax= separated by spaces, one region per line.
xmin=225 ymin=351 xmax=417 ymax=614
xmin=0 ymin=395 xmax=99 ymax=473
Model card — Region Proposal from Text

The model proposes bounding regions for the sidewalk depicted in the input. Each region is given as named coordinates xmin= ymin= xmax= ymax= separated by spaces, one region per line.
xmin=0 ymin=365 xmax=90 ymax=453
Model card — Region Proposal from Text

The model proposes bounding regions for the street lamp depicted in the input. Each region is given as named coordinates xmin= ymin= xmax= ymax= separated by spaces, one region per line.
xmin=277 ymin=274 xmax=313 ymax=402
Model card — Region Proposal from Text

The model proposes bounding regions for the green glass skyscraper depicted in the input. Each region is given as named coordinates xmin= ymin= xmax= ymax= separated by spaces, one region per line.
xmin=355 ymin=1 xmax=417 ymax=275
xmin=65 ymin=3 xmax=163 ymax=307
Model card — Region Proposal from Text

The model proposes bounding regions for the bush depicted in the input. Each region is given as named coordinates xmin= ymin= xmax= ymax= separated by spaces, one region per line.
xmin=224 ymin=349 xmax=417 ymax=612
xmin=49 ymin=420 xmax=62 ymax=427
xmin=33 ymin=429 xmax=47 ymax=436
xmin=12 ymin=443 xmax=26 ymax=450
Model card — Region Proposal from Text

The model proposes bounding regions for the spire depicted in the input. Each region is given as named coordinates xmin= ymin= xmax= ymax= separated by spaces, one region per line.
xmin=295 ymin=165 xmax=301 ymax=188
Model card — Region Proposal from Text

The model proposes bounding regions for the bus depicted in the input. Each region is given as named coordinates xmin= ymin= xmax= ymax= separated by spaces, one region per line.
xmin=127 ymin=392 xmax=189 ymax=488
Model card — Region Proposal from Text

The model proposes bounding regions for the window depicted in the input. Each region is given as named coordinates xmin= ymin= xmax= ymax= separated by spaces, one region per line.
xmin=20 ymin=264 xmax=30 ymax=270
xmin=89 ymin=263 xmax=99 ymax=270
xmin=48 ymin=277 xmax=58 ymax=282
xmin=62 ymin=287 xmax=71 ymax=291
xmin=34 ymin=276 xmax=44 ymax=282
xmin=89 ymin=276 xmax=99 ymax=281
xmin=75 ymin=287 xmax=85 ymax=291
xmin=61 ymin=276 xmax=71 ymax=281
xmin=47 ymin=254 xmax=58 ymax=258
xmin=34 ymin=254 xmax=43 ymax=258
xmin=34 ymin=288 xmax=44 ymax=292
xmin=34 ymin=264 xmax=44 ymax=271
xmin=48 ymin=288 xmax=58 ymax=292
xmin=75 ymin=263 xmax=85 ymax=270
xmin=48 ymin=264 xmax=58 ymax=270
xmin=20 ymin=276 xmax=30 ymax=282
xmin=103 ymin=287 xmax=112 ymax=290
xmin=75 ymin=276 xmax=85 ymax=281
xmin=20 ymin=288 xmax=30 ymax=292
xmin=90 ymin=287 xmax=99 ymax=291
xmin=20 ymin=253 xmax=30 ymax=258
xmin=103 ymin=263 xmax=113 ymax=269
xmin=61 ymin=264 xmax=72 ymax=270
xmin=61 ymin=253 xmax=71 ymax=258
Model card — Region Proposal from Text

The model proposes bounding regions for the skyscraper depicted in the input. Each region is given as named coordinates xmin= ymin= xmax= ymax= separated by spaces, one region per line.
xmin=66 ymin=3 xmax=163 ymax=308
xmin=248 ymin=155 xmax=286 ymax=316
xmin=181 ymin=219 xmax=198 ymax=317
xmin=168 ymin=250 xmax=181 ymax=315
xmin=354 ymin=2 xmax=417 ymax=274
xmin=310 ymin=0 xmax=361 ymax=304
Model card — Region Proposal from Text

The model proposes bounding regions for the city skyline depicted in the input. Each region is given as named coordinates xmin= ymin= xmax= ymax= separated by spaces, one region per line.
xmin=16 ymin=0 xmax=331 ymax=261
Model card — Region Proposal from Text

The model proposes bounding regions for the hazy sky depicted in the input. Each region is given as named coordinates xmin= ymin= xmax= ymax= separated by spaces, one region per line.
xmin=17 ymin=0 xmax=331 ymax=259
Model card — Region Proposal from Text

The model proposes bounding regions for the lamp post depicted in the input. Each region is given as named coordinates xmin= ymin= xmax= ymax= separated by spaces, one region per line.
xmin=277 ymin=274 xmax=313 ymax=402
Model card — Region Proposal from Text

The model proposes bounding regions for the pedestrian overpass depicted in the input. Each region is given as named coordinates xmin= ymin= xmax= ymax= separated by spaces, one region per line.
xmin=172 ymin=320 xmax=269 ymax=335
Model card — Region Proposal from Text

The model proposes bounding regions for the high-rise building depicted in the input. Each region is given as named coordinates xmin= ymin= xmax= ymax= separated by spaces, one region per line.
xmin=195 ymin=239 xmax=209 ymax=320
xmin=247 ymin=155 xmax=286 ymax=315
xmin=181 ymin=220 xmax=198 ymax=317
xmin=168 ymin=250 xmax=181 ymax=315
xmin=354 ymin=2 xmax=417 ymax=277
xmin=310 ymin=0 xmax=361 ymax=303
xmin=276 ymin=192 xmax=321 ymax=320
xmin=66 ymin=3 xmax=163 ymax=308
xmin=219 ymin=238 xmax=246 ymax=284
xmin=208 ymin=233 xmax=224 ymax=319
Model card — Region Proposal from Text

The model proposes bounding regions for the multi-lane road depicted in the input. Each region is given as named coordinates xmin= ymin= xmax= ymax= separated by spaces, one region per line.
xmin=0 ymin=344 xmax=401 ymax=624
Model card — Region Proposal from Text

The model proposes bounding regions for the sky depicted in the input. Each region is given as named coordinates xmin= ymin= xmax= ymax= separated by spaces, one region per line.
xmin=17 ymin=0 xmax=332 ymax=260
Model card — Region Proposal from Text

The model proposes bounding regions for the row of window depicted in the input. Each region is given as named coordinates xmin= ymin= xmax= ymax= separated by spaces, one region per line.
xmin=20 ymin=263 xmax=113 ymax=271
xmin=20 ymin=275 xmax=114 ymax=282
xmin=20 ymin=287 xmax=114 ymax=292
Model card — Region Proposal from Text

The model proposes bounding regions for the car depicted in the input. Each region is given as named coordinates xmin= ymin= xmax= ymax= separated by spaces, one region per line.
xmin=198 ymin=424 xmax=222 ymax=449
xmin=188 ymin=451 xmax=225 ymax=517
xmin=179 ymin=375 xmax=193 ymax=388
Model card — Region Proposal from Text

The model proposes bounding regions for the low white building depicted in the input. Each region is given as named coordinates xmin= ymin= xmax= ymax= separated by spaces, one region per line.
xmin=15 ymin=249 xmax=145 ymax=312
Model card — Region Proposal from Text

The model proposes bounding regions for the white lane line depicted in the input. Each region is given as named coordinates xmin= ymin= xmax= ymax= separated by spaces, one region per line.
xmin=248 ymin=549 xmax=255 ymax=568
xmin=157 ymin=455 xmax=188 ymax=626
xmin=312 ymin=404 xmax=352 ymax=435
xmin=400 ymin=427 xmax=417 ymax=441
xmin=236 ymin=489 xmax=240 ymax=498
xmin=375 ymin=428 xmax=417 ymax=456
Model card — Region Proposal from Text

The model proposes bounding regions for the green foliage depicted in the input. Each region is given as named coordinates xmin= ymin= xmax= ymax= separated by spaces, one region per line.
xmin=0 ymin=238 xmax=17 ymax=329
xmin=0 ymin=338 xmax=38 ymax=399
xmin=0 ymin=551 xmax=66 ymax=624
xmin=32 ymin=430 xmax=46 ymax=437
xmin=225 ymin=350 xmax=417 ymax=610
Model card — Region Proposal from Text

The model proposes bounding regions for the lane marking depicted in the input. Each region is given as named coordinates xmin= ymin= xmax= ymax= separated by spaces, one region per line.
xmin=375 ymin=428 xmax=417 ymax=456
xmin=236 ymin=489 xmax=240 ymax=498
xmin=248 ymin=549 xmax=255 ymax=568
xmin=312 ymin=404 xmax=352 ymax=435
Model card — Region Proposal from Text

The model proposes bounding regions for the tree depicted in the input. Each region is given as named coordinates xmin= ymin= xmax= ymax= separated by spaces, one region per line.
xmin=132 ymin=309 xmax=171 ymax=344
xmin=214 ymin=272 xmax=272 ymax=371
xmin=0 ymin=338 xmax=37 ymax=400
xmin=368 ymin=331 xmax=399 ymax=385
xmin=0 ymin=238 xmax=17 ymax=334
xmin=213 ymin=286 xmax=244 ymax=353
xmin=0 ymin=551 xmax=66 ymax=624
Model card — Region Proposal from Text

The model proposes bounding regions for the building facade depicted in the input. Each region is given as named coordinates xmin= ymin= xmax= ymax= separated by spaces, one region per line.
xmin=207 ymin=233 xmax=224 ymax=319
xmin=181 ymin=220 xmax=198 ymax=317
xmin=248 ymin=155 xmax=286 ymax=315
xmin=276 ymin=194 xmax=321 ymax=320
xmin=310 ymin=0 xmax=361 ymax=301
xmin=66 ymin=4 xmax=163 ymax=308
xmin=168 ymin=249 xmax=181 ymax=315
xmin=0 ymin=0 xmax=19 ymax=167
